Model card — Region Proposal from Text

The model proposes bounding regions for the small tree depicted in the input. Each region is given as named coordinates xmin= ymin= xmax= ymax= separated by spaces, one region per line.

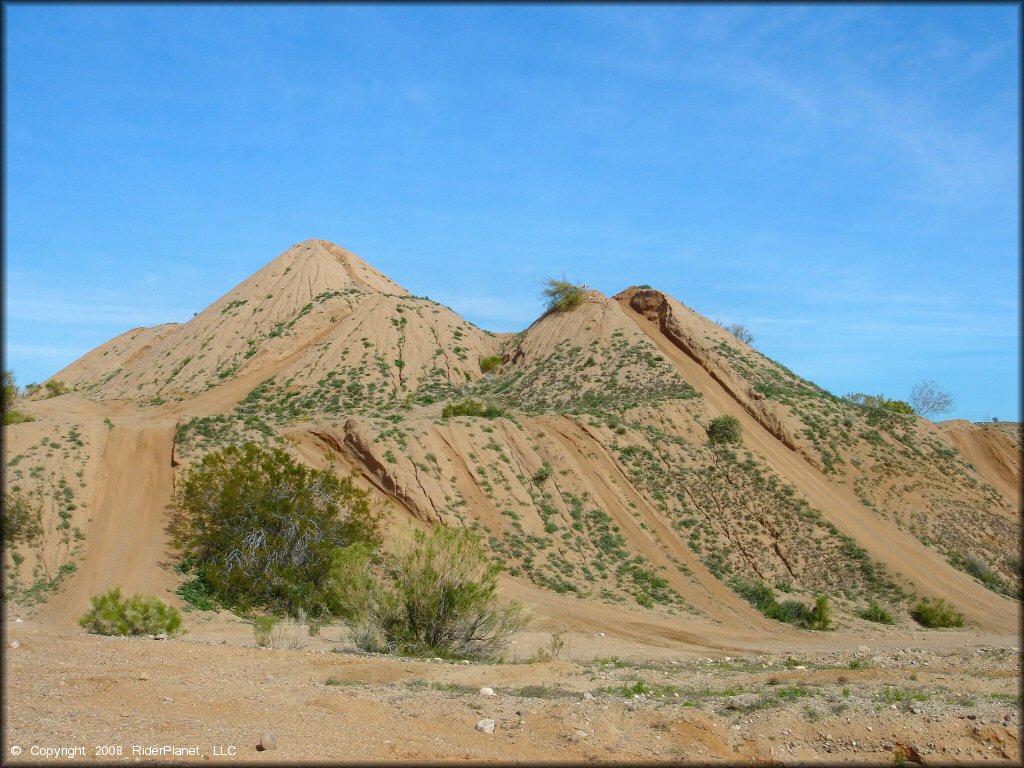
xmin=168 ymin=443 xmax=381 ymax=617
xmin=332 ymin=526 xmax=528 ymax=658
xmin=910 ymin=380 xmax=954 ymax=419
xmin=542 ymin=276 xmax=586 ymax=314
xmin=718 ymin=321 xmax=755 ymax=345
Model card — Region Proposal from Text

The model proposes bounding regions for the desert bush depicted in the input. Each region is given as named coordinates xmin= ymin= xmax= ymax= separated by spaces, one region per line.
xmin=168 ymin=443 xmax=380 ymax=618
xmin=441 ymin=399 xmax=505 ymax=418
xmin=542 ymin=276 xmax=585 ymax=313
xmin=532 ymin=462 xmax=552 ymax=484
xmin=2 ymin=489 xmax=43 ymax=544
xmin=707 ymin=415 xmax=742 ymax=446
xmin=253 ymin=615 xmax=308 ymax=649
xmin=3 ymin=371 xmax=17 ymax=406
xmin=4 ymin=411 xmax=35 ymax=425
xmin=858 ymin=601 xmax=895 ymax=624
xmin=479 ymin=356 xmax=503 ymax=373
xmin=43 ymin=380 xmax=70 ymax=398
xmin=2 ymin=371 xmax=35 ymax=424
xmin=527 ymin=632 xmax=566 ymax=663
xmin=843 ymin=392 xmax=914 ymax=415
xmin=911 ymin=597 xmax=964 ymax=628
xmin=729 ymin=578 xmax=830 ymax=630
xmin=332 ymin=526 xmax=529 ymax=659
xmin=79 ymin=588 xmax=183 ymax=636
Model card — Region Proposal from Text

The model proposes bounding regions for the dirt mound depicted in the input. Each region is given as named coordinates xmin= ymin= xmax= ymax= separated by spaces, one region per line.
xmin=5 ymin=239 xmax=1019 ymax=643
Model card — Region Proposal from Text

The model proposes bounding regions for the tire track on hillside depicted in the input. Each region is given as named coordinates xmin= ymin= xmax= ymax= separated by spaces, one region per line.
xmin=39 ymin=425 xmax=178 ymax=629
xmin=539 ymin=415 xmax=790 ymax=639
xmin=618 ymin=300 xmax=1020 ymax=633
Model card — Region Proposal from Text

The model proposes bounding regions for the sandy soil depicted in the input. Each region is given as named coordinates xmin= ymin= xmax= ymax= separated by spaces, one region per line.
xmin=4 ymin=613 xmax=1020 ymax=764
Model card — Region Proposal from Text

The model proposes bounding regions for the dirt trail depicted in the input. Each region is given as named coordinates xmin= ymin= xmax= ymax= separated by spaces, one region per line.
xmin=38 ymin=424 xmax=178 ymax=629
xmin=617 ymin=299 xmax=1020 ymax=634
xmin=939 ymin=421 xmax=1021 ymax=508
xmin=539 ymin=415 xmax=789 ymax=637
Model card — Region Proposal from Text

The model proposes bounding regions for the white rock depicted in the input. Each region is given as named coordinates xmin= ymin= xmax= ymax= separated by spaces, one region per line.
xmin=595 ymin=632 xmax=605 ymax=637
xmin=582 ymin=691 xmax=595 ymax=701
xmin=9 ymin=640 xmax=20 ymax=649
xmin=14 ymin=618 xmax=23 ymax=623
xmin=460 ymin=659 xmax=471 ymax=665
xmin=476 ymin=719 xmax=496 ymax=734
xmin=259 ymin=732 xmax=277 ymax=751
xmin=480 ymin=687 xmax=496 ymax=697
xmin=574 ymin=729 xmax=588 ymax=739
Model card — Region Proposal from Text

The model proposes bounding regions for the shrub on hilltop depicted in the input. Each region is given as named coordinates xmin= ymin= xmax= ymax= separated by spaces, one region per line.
xmin=542 ymin=276 xmax=586 ymax=314
xmin=168 ymin=443 xmax=381 ymax=618
xmin=79 ymin=588 xmax=183 ymax=636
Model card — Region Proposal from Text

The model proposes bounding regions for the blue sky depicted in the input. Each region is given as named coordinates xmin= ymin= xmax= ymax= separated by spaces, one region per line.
xmin=5 ymin=4 xmax=1019 ymax=421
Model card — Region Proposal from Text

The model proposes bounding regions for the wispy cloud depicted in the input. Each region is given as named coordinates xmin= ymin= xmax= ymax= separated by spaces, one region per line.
xmin=7 ymin=293 xmax=193 ymax=327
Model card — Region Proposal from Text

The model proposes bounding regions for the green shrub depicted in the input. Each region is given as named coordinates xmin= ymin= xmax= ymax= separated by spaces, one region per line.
xmin=332 ymin=526 xmax=529 ymax=659
xmin=532 ymin=462 xmax=552 ymax=484
xmin=43 ymin=380 xmax=70 ymax=398
xmin=479 ymin=356 xmax=503 ymax=373
xmin=168 ymin=443 xmax=380 ymax=618
xmin=3 ymin=371 xmax=17 ymax=407
xmin=78 ymin=588 xmax=183 ymax=636
xmin=858 ymin=601 xmax=895 ymax=624
xmin=441 ymin=399 xmax=505 ymax=418
xmin=911 ymin=597 xmax=964 ymax=628
xmin=542 ymin=276 xmax=586 ymax=313
xmin=252 ymin=615 xmax=278 ymax=645
xmin=2 ymin=490 xmax=43 ymax=544
xmin=707 ymin=415 xmax=742 ymax=446
xmin=2 ymin=371 xmax=34 ymax=423
xmin=4 ymin=410 xmax=35 ymax=425
xmin=843 ymin=393 xmax=914 ymax=415
xmin=729 ymin=578 xmax=830 ymax=630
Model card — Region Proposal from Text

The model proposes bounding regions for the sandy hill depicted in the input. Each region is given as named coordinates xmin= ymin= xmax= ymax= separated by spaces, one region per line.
xmin=4 ymin=239 xmax=1020 ymax=644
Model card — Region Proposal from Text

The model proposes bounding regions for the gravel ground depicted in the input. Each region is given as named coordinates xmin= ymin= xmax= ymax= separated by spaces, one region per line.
xmin=4 ymin=619 xmax=1020 ymax=764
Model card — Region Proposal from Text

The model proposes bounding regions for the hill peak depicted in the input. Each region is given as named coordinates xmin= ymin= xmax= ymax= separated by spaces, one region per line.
xmin=266 ymin=239 xmax=409 ymax=296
